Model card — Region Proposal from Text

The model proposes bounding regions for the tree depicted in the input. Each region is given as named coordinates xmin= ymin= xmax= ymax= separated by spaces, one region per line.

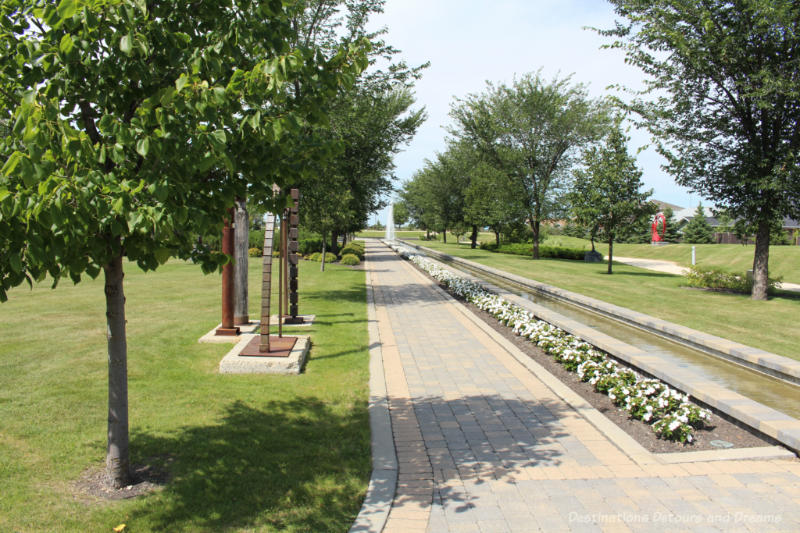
xmin=0 ymin=1 xmax=365 ymax=487
xmin=402 ymin=146 xmax=470 ymax=243
xmin=682 ymin=204 xmax=715 ymax=244
xmin=601 ymin=1 xmax=800 ymax=299
xmin=569 ymin=123 xmax=654 ymax=273
xmin=291 ymin=0 xmax=426 ymax=248
xmin=450 ymin=72 xmax=607 ymax=258
xmin=463 ymin=157 xmax=528 ymax=248
xmin=392 ymin=200 xmax=409 ymax=228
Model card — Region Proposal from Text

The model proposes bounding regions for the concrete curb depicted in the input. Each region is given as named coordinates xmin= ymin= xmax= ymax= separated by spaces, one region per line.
xmin=408 ymin=243 xmax=800 ymax=386
xmin=349 ymin=262 xmax=397 ymax=533
xmin=403 ymin=243 xmax=800 ymax=456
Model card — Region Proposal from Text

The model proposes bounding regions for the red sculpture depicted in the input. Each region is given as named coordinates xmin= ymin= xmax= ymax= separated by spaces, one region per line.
xmin=651 ymin=212 xmax=667 ymax=243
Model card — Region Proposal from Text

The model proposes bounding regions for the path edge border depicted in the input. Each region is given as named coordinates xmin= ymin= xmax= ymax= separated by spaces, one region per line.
xmin=349 ymin=260 xmax=397 ymax=533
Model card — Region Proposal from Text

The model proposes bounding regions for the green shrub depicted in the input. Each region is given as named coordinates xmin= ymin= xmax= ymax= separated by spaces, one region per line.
xmin=480 ymin=241 xmax=585 ymax=260
xmin=305 ymin=252 xmax=336 ymax=263
xmin=419 ymin=233 xmax=437 ymax=241
xmin=298 ymin=238 xmax=323 ymax=255
xmin=248 ymin=247 xmax=262 ymax=257
xmin=339 ymin=243 xmax=364 ymax=260
xmin=685 ymin=266 xmax=782 ymax=294
xmin=340 ymin=253 xmax=361 ymax=266
xmin=249 ymin=229 xmax=265 ymax=249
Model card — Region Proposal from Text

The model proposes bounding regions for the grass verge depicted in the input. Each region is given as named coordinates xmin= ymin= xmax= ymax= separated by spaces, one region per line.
xmin=408 ymin=239 xmax=800 ymax=361
xmin=0 ymin=258 xmax=370 ymax=532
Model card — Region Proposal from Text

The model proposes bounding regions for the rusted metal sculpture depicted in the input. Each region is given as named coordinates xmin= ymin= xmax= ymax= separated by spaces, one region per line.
xmin=238 ymin=188 xmax=300 ymax=357
xmin=216 ymin=208 xmax=240 ymax=336
xmin=258 ymin=213 xmax=277 ymax=352
xmin=284 ymin=188 xmax=303 ymax=324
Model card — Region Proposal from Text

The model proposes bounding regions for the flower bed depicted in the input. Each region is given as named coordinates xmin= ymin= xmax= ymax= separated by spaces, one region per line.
xmin=395 ymin=246 xmax=711 ymax=443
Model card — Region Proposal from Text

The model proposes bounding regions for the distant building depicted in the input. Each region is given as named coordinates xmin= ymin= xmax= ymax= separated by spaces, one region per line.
xmin=653 ymin=201 xmax=800 ymax=245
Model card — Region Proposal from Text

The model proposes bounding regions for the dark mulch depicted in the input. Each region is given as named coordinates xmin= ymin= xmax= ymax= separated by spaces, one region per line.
xmin=410 ymin=261 xmax=774 ymax=453
xmin=72 ymin=457 xmax=171 ymax=502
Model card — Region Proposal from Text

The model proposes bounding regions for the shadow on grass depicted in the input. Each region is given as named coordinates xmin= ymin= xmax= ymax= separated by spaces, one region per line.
xmin=129 ymin=399 xmax=369 ymax=532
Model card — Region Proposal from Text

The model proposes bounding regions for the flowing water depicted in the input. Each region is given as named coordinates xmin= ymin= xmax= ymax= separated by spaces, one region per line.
xmin=436 ymin=255 xmax=800 ymax=419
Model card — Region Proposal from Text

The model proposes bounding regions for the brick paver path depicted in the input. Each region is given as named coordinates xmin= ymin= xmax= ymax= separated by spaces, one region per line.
xmin=365 ymin=240 xmax=800 ymax=533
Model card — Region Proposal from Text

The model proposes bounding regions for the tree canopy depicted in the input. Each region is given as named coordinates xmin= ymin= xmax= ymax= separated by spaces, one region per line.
xmin=568 ymin=122 xmax=654 ymax=273
xmin=0 ymin=0 xmax=366 ymax=486
xmin=449 ymin=71 xmax=608 ymax=258
xmin=601 ymin=0 xmax=800 ymax=298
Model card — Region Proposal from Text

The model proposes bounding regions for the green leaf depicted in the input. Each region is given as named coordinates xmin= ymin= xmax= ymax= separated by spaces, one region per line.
xmin=136 ymin=137 xmax=150 ymax=157
xmin=56 ymin=0 xmax=77 ymax=20
xmin=175 ymin=75 xmax=189 ymax=93
xmin=112 ymin=197 xmax=124 ymax=214
xmin=154 ymin=247 xmax=171 ymax=264
xmin=2 ymin=151 xmax=23 ymax=176
xmin=120 ymin=34 xmax=133 ymax=55
xmin=8 ymin=253 xmax=22 ymax=274
xmin=0 ymin=188 xmax=10 ymax=202
xmin=59 ymin=34 xmax=74 ymax=55
xmin=211 ymin=130 xmax=227 ymax=144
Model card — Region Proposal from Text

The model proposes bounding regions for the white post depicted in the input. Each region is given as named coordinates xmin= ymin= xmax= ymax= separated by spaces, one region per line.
xmin=691 ymin=246 xmax=696 ymax=266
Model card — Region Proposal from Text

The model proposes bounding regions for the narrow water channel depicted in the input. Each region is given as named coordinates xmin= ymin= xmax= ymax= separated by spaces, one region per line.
xmin=436 ymin=256 xmax=800 ymax=420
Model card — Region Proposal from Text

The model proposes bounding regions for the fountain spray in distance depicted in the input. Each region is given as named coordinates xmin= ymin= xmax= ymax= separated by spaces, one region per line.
xmin=385 ymin=204 xmax=396 ymax=241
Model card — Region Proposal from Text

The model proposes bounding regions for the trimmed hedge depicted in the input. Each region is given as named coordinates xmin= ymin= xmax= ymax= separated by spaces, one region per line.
xmin=248 ymin=247 xmax=262 ymax=257
xmin=306 ymin=252 xmax=336 ymax=263
xmin=339 ymin=242 xmax=364 ymax=260
xmin=479 ymin=241 xmax=585 ymax=260
xmin=340 ymin=253 xmax=361 ymax=266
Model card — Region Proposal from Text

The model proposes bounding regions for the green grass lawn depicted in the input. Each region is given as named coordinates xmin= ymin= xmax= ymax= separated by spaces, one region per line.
xmin=357 ymin=229 xmax=422 ymax=239
xmin=409 ymin=239 xmax=800 ymax=361
xmin=0 ymin=258 xmax=370 ymax=532
xmin=401 ymin=231 xmax=800 ymax=283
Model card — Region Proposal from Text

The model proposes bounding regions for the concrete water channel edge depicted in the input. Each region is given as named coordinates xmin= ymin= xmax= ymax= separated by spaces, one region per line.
xmin=399 ymin=241 xmax=800 ymax=457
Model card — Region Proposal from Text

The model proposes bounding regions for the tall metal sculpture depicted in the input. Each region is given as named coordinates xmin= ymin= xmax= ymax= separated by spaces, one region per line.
xmin=285 ymin=188 xmax=302 ymax=324
xmin=238 ymin=187 xmax=301 ymax=356
xmin=216 ymin=208 xmax=240 ymax=336
xmin=651 ymin=212 xmax=667 ymax=243
xmin=258 ymin=213 xmax=277 ymax=352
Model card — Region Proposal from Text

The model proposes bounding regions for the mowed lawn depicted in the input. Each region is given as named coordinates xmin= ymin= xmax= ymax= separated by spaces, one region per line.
xmin=409 ymin=239 xmax=800 ymax=361
xmin=0 ymin=258 xmax=370 ymax=532
xmin=412 ymin=232 xmax=800 ymax=284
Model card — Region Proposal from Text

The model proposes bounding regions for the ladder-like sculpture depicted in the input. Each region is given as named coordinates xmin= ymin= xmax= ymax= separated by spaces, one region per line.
xmin=259 ymin=213 xmax=276 ymax=352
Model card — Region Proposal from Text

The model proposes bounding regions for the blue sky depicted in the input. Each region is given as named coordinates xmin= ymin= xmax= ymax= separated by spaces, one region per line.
xmin=366 ymin=0 xmax=702 ymax=225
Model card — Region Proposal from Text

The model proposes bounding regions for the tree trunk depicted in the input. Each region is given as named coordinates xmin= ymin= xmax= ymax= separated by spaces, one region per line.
xmin=233 ymin=197 xmax=249 ymax=325
xmin=751 ymin=219 xmax=771 ymax=300
xmin=330 ymin=230 xmax=339 ymax=255
xmin=530 ymin=219 xmax=540 ymax=259
xmin=442 ymin=229 xmax=447 ymax=244
xmin=607 ymin=238 xmax=614 ymax=274
xmin=426 ymin=229 xmax=430 ymax=240
xmin=104 ymin=254 xmax=131 ymax=488
xmin=470 ymin=225 xmax=478 ymax=249
xmin=321 ymin=237 xmax=326 ymax=272
xmin=342 ymin=233 xmax=348 ymax=246
xmin=494 ymin=229 xmax=500 ymax=246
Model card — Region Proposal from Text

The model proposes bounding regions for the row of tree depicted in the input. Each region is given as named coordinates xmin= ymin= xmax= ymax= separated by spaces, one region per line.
xmin=0 ymin=0 xmax=422 ymax=487
xmin=401 ymin=0 xmax=800 ymax=299
xmin=399 ymin=71 xmax=653 ymax=274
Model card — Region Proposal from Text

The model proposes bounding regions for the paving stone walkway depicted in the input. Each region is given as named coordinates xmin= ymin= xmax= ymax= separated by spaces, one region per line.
xmin=364 ymin=240 xmax=800 ymax=533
